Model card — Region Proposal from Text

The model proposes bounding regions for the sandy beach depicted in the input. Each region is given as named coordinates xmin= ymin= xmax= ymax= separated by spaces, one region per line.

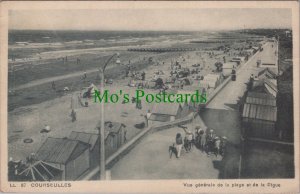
xmin=8 ymin=30 xmax=263 ymax=166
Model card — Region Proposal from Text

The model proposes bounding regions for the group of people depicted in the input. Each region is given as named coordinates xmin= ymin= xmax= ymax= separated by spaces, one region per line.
xmin=195 ymin=128 xmax=227 ymax=156
xmin=173 ymin=131 xmax=196 ymax=158
xmin=172 ymin=127 xmax=227 ymax=159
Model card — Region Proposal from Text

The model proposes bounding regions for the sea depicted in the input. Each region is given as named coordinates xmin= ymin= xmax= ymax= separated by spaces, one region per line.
xmin=9 ymin=30 xmax=196 ymax=45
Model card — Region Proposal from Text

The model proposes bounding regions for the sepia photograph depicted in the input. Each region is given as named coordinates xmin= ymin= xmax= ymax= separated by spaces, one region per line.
xmin=0 ymin=1 xmax=299 ymax=193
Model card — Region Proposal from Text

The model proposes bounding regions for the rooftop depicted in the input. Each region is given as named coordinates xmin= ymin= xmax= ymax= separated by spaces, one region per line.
xmin=36 ymin=137 xmax=90 ymax=164
xmin=242 ymin=103 xmax=277 ymax=122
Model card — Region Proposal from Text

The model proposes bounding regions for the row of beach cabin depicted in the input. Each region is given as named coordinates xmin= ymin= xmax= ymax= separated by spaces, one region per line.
xmin=241 ymin=67 xmax=279 ymax=140
xmin=17 ymin=121 xmax=126 ymax=181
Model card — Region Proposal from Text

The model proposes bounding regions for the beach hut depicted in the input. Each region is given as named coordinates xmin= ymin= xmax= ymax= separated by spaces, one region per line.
xmin=198 ymin=80 xmax=209 ymax=93
xmin=242 ymin=90 xmax=277 ymax=140
xmin=257 ymin=68 xmax=277 ymax=80
xmin=231 ymin=57 xmax=245 ymax=65
xmin=201 ymin=79 xmax=217 ymax=89
xmin=202 ymin=73 xmax=222 ymax=89
xmin=264 ymin=79 xmax=278 ymax=98
xmin=244 ymin=49 xmax=255 ymax=56
xmin=149 ymin=103 xmax=182 ymax=123
xmin=36 ymin=137 xmax=90 ymax=181
xmin=222 ymin=62 xmax=237 ymax=77
xmin=245 ymin=92 xmax=276 ymax=107
xmin=260 ymin=60 xmax=279 ymax=76
xmin=251 ymin=76 xmax=278 ymax=98
xmin=242 ymin=103 xmax=277 ymax=139
xmin=96 ymin=121 xmax=126 ymax=157
xmin=18 ymin=160 xmax=63 ymax=181
xmin=69 ymin=131 xmax=100 ymax=169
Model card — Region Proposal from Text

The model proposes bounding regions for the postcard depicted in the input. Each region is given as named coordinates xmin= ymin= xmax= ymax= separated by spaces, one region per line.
xmin=0 ymin=1 xmax=299 ymax=193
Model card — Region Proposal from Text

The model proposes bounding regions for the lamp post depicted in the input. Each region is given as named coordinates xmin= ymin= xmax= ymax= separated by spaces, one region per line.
xmin=99 ymin=53 xmax=120 ymax=180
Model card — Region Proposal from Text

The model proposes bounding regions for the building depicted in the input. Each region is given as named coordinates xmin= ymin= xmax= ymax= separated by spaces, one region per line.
xmin=257 ymin=68 xmax=277 ymax=80
xmin=69 ymin=131 xmax=99 ymax=169
xmin=18 ymin=160 xmax=63 ymax=181
xmin=231 ymin=57 xmax=245 ymax=65
xmin=245 ymin=92 xmax=276 ymax=106
xmin=198 ymin=81 xmax=209 ymax=94
xmin=202 ymin=73 xmax=223 ymax=89
xmin=251 ymin=70 xmax=278 ymax=98
xmin=242 ymin=92 xmax=277 ymax=139
xmin=149 ymin=103 xmax=182 ymax=123
xmin=260 ymin=59 xmax=278 ymax=76
xmin=36 ymin=137 xmax=90 ymax=181
xmin=95 ymin=121 xmax=127 ymax=157
xmin=264 ymin=79 xmax=278 ymax=98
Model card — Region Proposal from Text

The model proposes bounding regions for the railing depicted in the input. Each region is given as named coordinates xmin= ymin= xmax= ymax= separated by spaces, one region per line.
xmin=80 ymin=112 xmax=196 ymax=180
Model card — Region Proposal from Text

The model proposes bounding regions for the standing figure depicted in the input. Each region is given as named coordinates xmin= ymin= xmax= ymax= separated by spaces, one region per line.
xmin=141 ymin=71 xmax=146 ymax=81
xmin=248 ymin=74 xmax=254 ymax=90
xmin=214 ymin=136 xmax=221 ymax=156
xmin=196 ymin=127 xmax=204 ymax=148
xmin=220 ymin=136 xmax=227 ymax=157
xmin=70 ymin=109 xmax=77 ymax=122
xmin=200 ymin=131 xmax=206 ymax=153
xmin=136 ymin=99 xmax=142 ymax=109
xmin=184 ymin=130 xmax=193 ymax=152
xmin=124 ymin=129 xmax=127 ymax=143
xmin=51 ymin=81 xmax=56 ymax=91
xmin=206 ymin=129 xmax=216 ymax=155
xmin=175 ymin=133 xmax=183 ymax=158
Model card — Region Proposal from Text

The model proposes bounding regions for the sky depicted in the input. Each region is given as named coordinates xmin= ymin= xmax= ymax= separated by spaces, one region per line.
xmin=9 ymin=8 xmax=292 ymax=31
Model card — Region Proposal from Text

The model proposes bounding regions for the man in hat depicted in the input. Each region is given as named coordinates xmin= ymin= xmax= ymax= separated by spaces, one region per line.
xmin=206 ymin=129 xmax=216 ymax=155
xmin=175 ymin=133 xmax=183 ymax=158
xmin=195 ymin=127 xmax=204 ymax=146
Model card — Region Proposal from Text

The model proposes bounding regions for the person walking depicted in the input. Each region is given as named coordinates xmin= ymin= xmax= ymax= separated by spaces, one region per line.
xmin=51 ymin=81 xmax=56 ymax=91
xmin=175 ymin=133 xmax=183 ymax=158
xmin=70 ymin=109 xmax=77 ymax=122
xmin=185 ymin=130 xmax=193 ymax=152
